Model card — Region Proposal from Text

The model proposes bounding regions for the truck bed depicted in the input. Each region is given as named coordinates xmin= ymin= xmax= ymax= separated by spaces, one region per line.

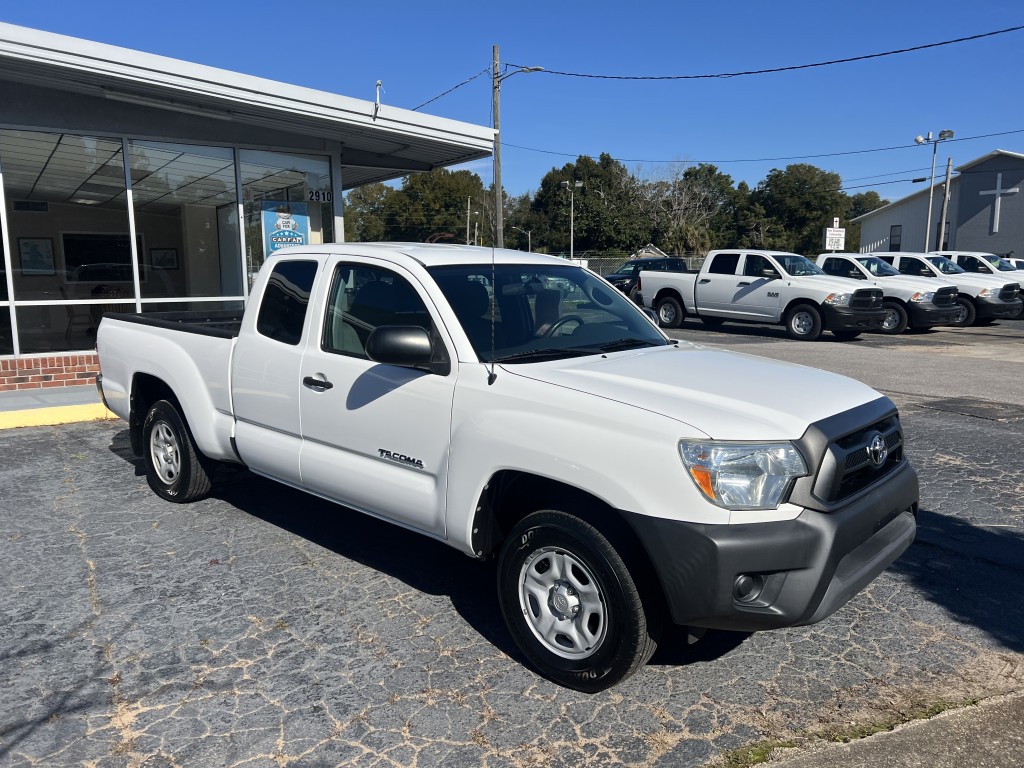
xmin=104 ymin=309 xmax=244 ymax=339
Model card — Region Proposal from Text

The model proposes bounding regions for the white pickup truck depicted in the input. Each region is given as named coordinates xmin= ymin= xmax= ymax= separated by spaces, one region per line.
xmin=97 ymin=243 xmax=918 ymax=691
xmin=639 ymin=249 xmax=886 ymax=340
xmin=877 ymin=253 xmax=1022 ymax=327
xmin=815 ymin=253 xmax=960 ymax=334
xmin=933 ymin=251 xmax=1024 ymax=298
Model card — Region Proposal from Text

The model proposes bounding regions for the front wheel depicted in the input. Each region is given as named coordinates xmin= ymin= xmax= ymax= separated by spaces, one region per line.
xmin=143 ymin=399 xmax=212 ymax=503
xmin=785 ymin=303 xmax=823 ymax=341
xmin=880 ymin=301 xmax=909 ymax=334
xmin=497 ymin=511 xmax=661 ymax=692
xmin=950 ymin=297 xmax=977 ymax=327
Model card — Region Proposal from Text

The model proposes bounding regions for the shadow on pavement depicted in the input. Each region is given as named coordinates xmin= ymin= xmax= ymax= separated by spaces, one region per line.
xmin=890 ymin=508 xmax=1024 ymax=653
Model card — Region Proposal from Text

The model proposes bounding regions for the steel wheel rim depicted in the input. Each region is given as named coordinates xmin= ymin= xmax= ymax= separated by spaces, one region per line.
xmin=150 ymin=420 xmax=181 ymax=485
xmin=518 ymin=546 xmax=608 ymax=660
xmin=882 ymin=308 xmax=899 ymax=330
xmin=659 ymin=303 xmax=676 ymax=325
xmin=953 ymin=304 xmax=968 ymax=324
xmin=792 ymin=311 xmax=814 ymax=335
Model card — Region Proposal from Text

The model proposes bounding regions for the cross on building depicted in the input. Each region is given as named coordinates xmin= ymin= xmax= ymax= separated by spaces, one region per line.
xmin=979 ymin=172 xmax=1020 ymax=234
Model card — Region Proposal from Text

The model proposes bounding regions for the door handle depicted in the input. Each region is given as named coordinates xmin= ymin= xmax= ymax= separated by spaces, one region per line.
xmin=737 ymin=281 xmax=751 ymax=286
xmin=698 ymin=278 xmax=711 ymax=284
xmin=303 ymin=375 xmax=333 ymax=391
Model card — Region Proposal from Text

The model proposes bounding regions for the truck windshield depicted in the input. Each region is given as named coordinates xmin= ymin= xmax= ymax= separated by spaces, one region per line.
xmin=925 ymin=256 xmax=966 ymax=274
xmin=776 ymin=254 xmax=826 ymax=276
xmin=428 ymin=263 xmax=667 ymax=363
xmin=856 ymin=257 xmax=901 ymax=277
xmin=981 ymin=253 xmax=1017 ymax=271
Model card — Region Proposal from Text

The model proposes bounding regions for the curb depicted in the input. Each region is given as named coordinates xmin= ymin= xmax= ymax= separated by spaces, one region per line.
xmin=0 ymin=403 xmax=118 ymax=430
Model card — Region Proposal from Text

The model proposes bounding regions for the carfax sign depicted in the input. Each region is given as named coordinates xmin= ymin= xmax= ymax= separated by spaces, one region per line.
xmin=261 ymin=201 xmax=310 ymax=259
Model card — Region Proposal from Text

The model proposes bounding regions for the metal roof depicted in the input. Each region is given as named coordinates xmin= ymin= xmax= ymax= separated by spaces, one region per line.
xmin=0 ymin=23 xmax=494 ymax=189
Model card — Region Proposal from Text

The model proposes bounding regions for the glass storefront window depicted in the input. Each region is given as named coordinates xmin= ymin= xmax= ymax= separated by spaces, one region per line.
xmin=240 ymin=150 xmax=332 ymax=285
xmin=129 ymin=141 xmax=241 ymax=300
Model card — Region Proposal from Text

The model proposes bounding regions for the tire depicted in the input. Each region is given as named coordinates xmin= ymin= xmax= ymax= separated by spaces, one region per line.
xmin=497 ymin=510 xmax=661 ymax=692
xmin=628 ymin=286 xmax=642 ymax=305
xmin=880 ymin=301 xmax=909 ymax=334
xmin=143 ymin=399 xmax=212 ymax=503
xmin=831 ymin=330 xmax=861 ymax=341
xmin=655 ymin=296 xmax=684 ymax=328
xmin=699 ymin=316 xmax=725 ymax=327
xmin=950 ymin=297 xmax=976 ymax=328
xmin=784 ymin=303 xmax=823 ymax=341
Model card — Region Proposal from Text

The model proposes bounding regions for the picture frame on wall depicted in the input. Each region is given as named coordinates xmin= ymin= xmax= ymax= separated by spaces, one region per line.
xmin=149 ymin=248 xmax=178 ymax=270
xmin=18 ymin=237 xmax=55 ymax=276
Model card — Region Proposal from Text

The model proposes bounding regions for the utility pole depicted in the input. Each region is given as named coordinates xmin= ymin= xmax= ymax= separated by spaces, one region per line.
xmin=465 ymin=196 xmax=471 ymax=245
xmin=492 ymin=45 xmax=503 ymax=248
xmin=937 ymin=157 xmax=953 ymax=250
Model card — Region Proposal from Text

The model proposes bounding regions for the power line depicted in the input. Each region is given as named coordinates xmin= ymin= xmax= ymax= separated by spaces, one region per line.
xmin=503 ymin=128 xmax=1024 ymax=165
xmin=412 ymin=67 xmax=489 ymax=111
xmin=509 ymin=25 xmax=1024 ymax=80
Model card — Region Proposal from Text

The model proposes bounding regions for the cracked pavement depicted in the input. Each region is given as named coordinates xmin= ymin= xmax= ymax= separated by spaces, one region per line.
xmin=1 ymin=323 xmax=1023 ymax=767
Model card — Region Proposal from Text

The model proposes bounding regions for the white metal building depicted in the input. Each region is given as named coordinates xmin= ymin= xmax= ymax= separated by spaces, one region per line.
xmin=854 ymin=149 xmax=1024 ymax=257
xmin=0 ymin=23 xmax=492 ymax=373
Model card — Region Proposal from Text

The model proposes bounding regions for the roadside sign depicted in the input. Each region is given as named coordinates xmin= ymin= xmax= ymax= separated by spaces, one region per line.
xmin=824 ymin=226 xmax=845 ymax=251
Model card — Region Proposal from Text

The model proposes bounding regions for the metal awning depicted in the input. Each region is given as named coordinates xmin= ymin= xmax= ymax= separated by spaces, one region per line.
xmin=0 ymin=22 xmax=494 ymax=189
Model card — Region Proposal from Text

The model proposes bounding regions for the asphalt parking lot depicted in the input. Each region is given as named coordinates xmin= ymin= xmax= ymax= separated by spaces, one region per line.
xmin=2 ymin=320 xmax=1023 ymax=767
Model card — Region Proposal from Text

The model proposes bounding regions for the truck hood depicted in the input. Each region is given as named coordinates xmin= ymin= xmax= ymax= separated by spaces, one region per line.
xmin=781 ymin=274 xmax=873 ymax=293
xmin=503 ymin=343 xmax=882 ymax=441
xmin=941 ymin=273 xmax=1018 ymax=291
xmin=871 ymin=274 xmax=957 ymax=293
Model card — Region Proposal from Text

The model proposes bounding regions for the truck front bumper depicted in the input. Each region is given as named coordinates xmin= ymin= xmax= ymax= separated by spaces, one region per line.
xmin=625 ymin=462 xmax=918 ymax=631
xmin=977 ymin=296 xmax=1023 ymax=319
xmin=908 ymin=302 xmax=960 ymax=328
xmin=821 ymin=305 xmax=886 ymax=331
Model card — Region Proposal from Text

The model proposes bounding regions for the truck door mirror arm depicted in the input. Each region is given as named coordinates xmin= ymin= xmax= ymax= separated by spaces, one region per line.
xmin=366 ymin=326 xmax=451 ymax=375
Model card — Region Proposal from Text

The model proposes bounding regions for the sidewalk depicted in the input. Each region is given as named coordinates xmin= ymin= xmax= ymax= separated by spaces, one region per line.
xmin=0 ymin=382 xmax=116 ymax=429
xmin=763 ymin=691 xmax=1023 ymax=767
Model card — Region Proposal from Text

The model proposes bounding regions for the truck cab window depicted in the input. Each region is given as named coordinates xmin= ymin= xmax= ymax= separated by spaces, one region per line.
xmin=322 ymin=264 xmax=432 ymax=359
xmin=707 ymin=253 xmax=740 ymax=274
xmin=256 ymin=260 xmax=318 ymax=345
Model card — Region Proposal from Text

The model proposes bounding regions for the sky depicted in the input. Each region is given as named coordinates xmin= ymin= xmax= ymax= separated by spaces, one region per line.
xmin=2 ymin=1 xmax=1022 ymax=206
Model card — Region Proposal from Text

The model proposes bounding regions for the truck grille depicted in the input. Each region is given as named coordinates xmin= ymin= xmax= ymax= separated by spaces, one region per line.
xmin=999 ymin=284 xmax=1020 ymax=302
xmin=851 ymin=289 xmax=884 ymax=310
xmin=934 ymin=286 xmax=957 ymax=306
xmin=815 ymin=415 xmax=904 ymax=503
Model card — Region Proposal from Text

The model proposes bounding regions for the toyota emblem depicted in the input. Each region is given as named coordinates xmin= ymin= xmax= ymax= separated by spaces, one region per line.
xmin=867 ymin=434 xmax=888 ymax=467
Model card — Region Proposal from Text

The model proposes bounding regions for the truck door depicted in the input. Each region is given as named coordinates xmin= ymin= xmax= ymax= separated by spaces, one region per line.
xmin=726 ymin=253 xmax=784 ymax=320
xmin=232 ymin=258 xmax=323 ymax=486
xmin=297 ymin=259 xmax=457 ymax=536
xmin=694 ymin=252 xmax=742 ymax=316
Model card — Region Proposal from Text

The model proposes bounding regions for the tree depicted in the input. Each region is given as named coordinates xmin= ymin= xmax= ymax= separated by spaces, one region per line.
xmin=751 ymin=164 xmax=848 ymax=254
xmin=642 ymin=164 xmax=739 ymax=253
xmin=344 ymin=182 xmax=393 ymax=242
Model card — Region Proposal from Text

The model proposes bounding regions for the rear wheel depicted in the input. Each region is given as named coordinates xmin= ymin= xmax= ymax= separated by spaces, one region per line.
xmin=497 ymin=510 xmax=661 ymax=692
xmin=880 ymin=301 xmax=909 ymax=334
xmin=785 ymin=304 xmax=823 ymax=341
xmin=143 ymin=399 xmax=212 ymax=503
xmin=950 ymin=298 xmax=976 ymax=327
xmin=655 ymin=296 xmax=684 ymax=328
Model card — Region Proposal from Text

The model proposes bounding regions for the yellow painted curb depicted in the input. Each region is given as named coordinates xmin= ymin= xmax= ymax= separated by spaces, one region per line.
xmin=0 ymin=403 xmax=118 ymax=430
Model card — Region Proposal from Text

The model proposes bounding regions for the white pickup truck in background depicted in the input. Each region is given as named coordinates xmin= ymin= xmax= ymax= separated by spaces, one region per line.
xmin=639 ymin=249 xmax=886 ymax=340
xmin=97 ymin=243 xmax=918 ymax=691
xmin=877 ymin=253 xmax=1022 ymax=327
xmin=815 ymin=253 xmax=960 ymax=334
xmin=933 ymin=251 xmax=1024 ymax=298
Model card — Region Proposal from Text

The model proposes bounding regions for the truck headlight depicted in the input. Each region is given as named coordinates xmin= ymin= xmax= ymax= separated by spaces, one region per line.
xmin=823 ymin=292 xmax=852 ymax=306
xmin=909 ymin=291 xmax=935 ymax=303
xmin=977 ymin=287 xmax=996 ymax=298
xmin=678 ymin=441 xmax=808 ymax=510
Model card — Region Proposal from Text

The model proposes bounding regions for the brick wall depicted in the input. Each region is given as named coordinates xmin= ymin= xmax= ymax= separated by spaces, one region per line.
xmin=0 ymin=354 xmax=99 ymax=391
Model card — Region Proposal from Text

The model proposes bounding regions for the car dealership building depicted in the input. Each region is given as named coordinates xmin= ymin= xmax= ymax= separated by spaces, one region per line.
xmin=0 ymin=22 xmax=492 ymax=389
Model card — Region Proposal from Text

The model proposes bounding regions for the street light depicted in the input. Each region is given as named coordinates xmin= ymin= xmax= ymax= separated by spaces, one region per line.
xmin=561 ymin=180 xmax=583 ymax=259
xmin=510 ymin=225 xmax=532 ymax=252
xmin=492 ymin=45 xmax=542 ymax=249
xmin=914 ymin=129 xmax=955 ymax=251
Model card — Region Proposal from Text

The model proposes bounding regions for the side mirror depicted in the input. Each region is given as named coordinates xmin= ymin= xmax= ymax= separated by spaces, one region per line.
xmin=642 ymin=307 xmax=658 ymax=324
xmin=366 ymin=326 xmax=449 ymax=375
xmin=761 ymin=268 xmax=779 ymax=280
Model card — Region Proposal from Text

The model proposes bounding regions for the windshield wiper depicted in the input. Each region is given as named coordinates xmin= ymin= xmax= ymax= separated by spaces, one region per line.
xmin=596 ymin=338 xmax=664 ymax=352
xmin=492 ymin=348 xmax=596 ymax=363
